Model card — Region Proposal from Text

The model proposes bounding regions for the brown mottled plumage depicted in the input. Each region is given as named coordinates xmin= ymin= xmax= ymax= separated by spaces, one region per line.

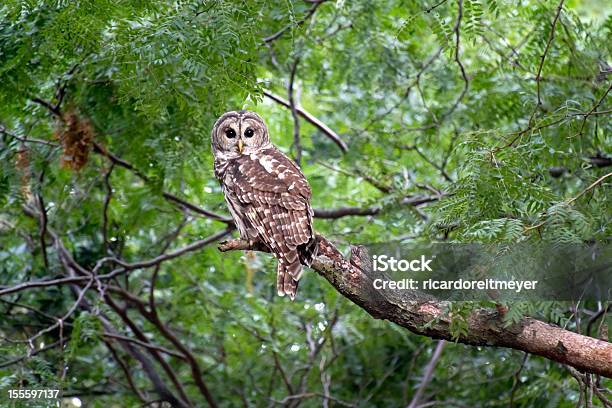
xmin=211 ymin=111 xmax=317 ymax=299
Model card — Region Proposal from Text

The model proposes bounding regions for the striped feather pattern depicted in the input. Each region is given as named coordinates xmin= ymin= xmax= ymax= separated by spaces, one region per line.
xmin=215 ymin=146 xmax=317 ymax=300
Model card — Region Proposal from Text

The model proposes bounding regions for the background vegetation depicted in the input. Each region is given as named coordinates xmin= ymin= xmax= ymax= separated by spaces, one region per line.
xmin=0 ymin=0 xmax=610 ymax=406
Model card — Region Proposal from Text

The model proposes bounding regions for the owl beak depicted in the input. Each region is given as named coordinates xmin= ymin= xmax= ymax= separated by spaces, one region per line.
xmin=238 ymin=138 xmax=244 ymax=154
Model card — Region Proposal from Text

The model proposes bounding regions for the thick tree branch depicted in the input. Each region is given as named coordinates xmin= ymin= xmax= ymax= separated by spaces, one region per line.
xmin=218 ymin=236 xmax=612 ymax=378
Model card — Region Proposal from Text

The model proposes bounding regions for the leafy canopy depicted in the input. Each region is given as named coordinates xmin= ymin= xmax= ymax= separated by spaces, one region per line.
xmin=0 ymin=0 xmax=610 ymax=407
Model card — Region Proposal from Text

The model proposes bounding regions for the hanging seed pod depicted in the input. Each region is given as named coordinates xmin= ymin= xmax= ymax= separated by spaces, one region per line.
xmin=15 ymin=143 xmax=34 ymax=203
xmin=56 ymin=110 xmax=94 ymax=171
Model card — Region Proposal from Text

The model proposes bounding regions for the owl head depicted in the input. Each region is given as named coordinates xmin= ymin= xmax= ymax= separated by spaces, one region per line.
xmin=211 ymin=110 xmax=271 ymax=158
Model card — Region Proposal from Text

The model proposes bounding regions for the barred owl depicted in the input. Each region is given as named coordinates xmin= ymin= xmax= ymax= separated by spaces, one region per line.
xmin=211 ymin=110 xmax=318 ymax=300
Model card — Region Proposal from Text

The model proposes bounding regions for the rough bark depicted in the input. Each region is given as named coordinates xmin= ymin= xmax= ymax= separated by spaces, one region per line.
xmin=218 ymin=235 xmax=612 ymax=378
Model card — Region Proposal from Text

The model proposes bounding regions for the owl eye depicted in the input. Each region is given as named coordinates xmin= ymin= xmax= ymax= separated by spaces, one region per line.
xmin=225 ymin=128 xmax=236 ymax=138
xmin=244 ymin=128 xmax=254 ymax=138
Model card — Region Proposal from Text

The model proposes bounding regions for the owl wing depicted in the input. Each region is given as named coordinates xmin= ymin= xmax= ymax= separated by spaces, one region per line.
xmin=229 ymin=147 xmax=316 ymax=299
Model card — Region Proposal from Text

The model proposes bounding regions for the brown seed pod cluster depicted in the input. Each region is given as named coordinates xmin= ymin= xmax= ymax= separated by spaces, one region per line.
xmin=15 ymin=144 xmax=29 ymax=172
xmin=15 ymin=144 xmax=33 ymax=203
xmin=55 ymin=111 xmax=94 ymax=171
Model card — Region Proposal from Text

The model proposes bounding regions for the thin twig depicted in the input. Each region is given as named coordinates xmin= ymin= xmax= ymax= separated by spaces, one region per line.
xmin=102 ymin=164 xmax=115 ymax=254
xmin=263 ymin=91 xmax=348 ymax=152
xmin=425 ymin=0 xmax=449 ymax=13
xmin=448 ymin=0 xmax=469 ymax=121
xmin=566 ymin=171 xmax=612 ymax=205
xmin=263 ymin=1 xmax=328 ymax=43
xmin=524 ymin=171 xmax=611 ymax=232
xmin=148 ymin=217 xmax=189 ymax=315
xmin=0 ymin=125 xmax=59 ymax=147
xmin=406 ymin=340 xmax=446 ymax=408
xmin=31 ymin=97 xmax=62 ymax=118
xmin=102 ymin=333 xmax=187 ymax=360
xmin=0 ymin=229 xmax=232 ymax=297
xmin=288 ymin=58 xmax=302 ymax=166
xmin=104 ymin=340 xmax=148 ymax=402
xmin=0 ymin=275 xmax=91 ymax=296
xmin=313 ymin=206 xmax=380 ymax=218
xmin=272 ymin=392 xmax=355 ymax=407
xmin=97 ymin=314 xmax=189 ymax=408
xmin=404 ymin=144 xmax=453 ymax=182
xmin=25 ymin=278 xmax=94 ymax=344
xmin=530 ymin=0 xmax=565 ymax=123
xmin=37 ymin=193 xmax=49 ymax=269
xmin=509 ymin=352 xmax=529 ymax=408
xmin=104 ymin=295 xmax=195 ymax=407
xmin=0 ymin=339 xmax=63 ymax=368
xmin=577 ymin=83 xmax=612 ymax=136
xmin=92 ymin=142 xmax=233 ymax=223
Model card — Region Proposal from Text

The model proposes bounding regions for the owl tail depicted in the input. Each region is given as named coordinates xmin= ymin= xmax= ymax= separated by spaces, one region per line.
xmin=277 ymin=237 xmax=318 ymax=300
xmin=277 ymin=258 xmax=300 ymax=301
